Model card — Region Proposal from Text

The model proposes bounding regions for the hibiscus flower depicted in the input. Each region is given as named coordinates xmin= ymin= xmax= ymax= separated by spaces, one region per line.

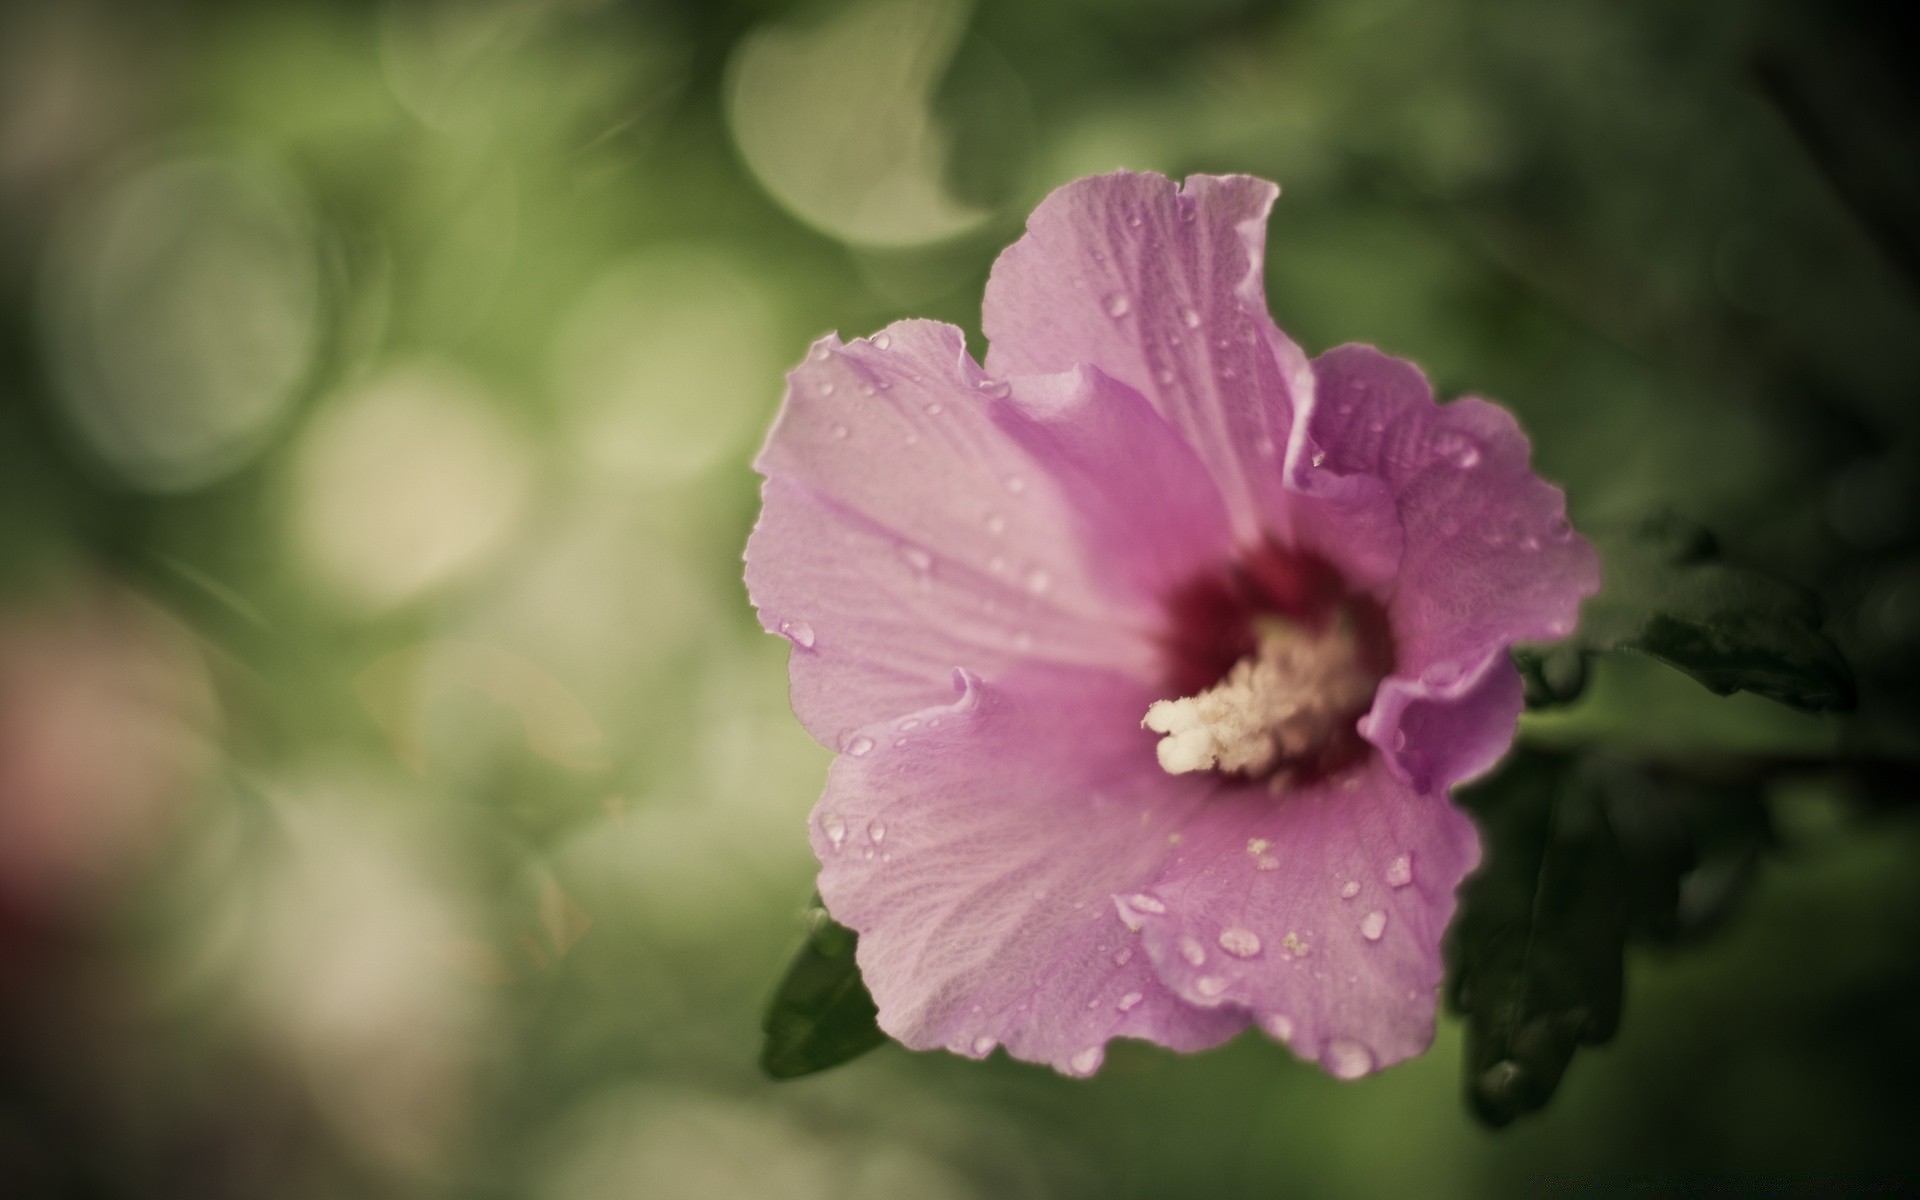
xmin=746 ymin=171 xmax=1598 ymax=1078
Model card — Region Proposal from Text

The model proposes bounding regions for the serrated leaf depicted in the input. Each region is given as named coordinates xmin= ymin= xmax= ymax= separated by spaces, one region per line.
xmin=760 ymin=903 xmax=887 ymax=1080
xmin=1520 ymin=514 xmax=1855 ymax=712
xmin=1447 ymin=748 xmax=1769 ymax=1126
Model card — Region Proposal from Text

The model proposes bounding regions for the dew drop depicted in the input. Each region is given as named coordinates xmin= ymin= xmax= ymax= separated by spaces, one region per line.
xmin=818 ymin=381 xmax=836 ymax=396
xmin=900 ymin=545 xmax=933 ymax=572
xmin=1391 ymin=728 xmax=1408 ymax=752
xmin=1004 ymin=475 xmax=1027 ymax=495
xmin=1326 ymin=1039 xmax=1374 ymax=1081
xmin=1339 ymin=880 xmax=1360 ymax=900
xmin=972 ymin=1035 xmax=995 ymax=1055
xmin=1178 ymin=305 xmax=1201 ymax=329
xmin=1218 ymin=928 xmax=1262 ymax=958
xmin=1311 ymin=451 xmax=1326 ymax=468
xmin=830 ymin=422 xmax=849 ymax=440
xmin=859 ymin=383 xmax=876 ymax=396
xmin=1102 ymin=292 xmax=1132 ymax=318
xmin=1246 ymin=838 xmax=1271 ymax=856
xmin=1025 ymin=568 xmax=1052 ymax=596
xmin=985 ymin=513 xmax=1006 ymax=535
xmin=869 ymin=819 xmax=887 ymax=844
xmin=1113 ymin=947 xmax=1132 ymax=966
xmin=808 ymin=343 xmax=831 ymax=362
xmin=1128 ymin=893 xmax=1166 ymax=914
xmin=1255 ymin=855 xmax=1279 ymax=872
xmin=780 ymin=619 xmax=816 ymax=649
xmin=1154 ymin=367 xmax=1175 ymax=385
xmin=1385 ymin=854 xmax=1413 ymax=888
xmin=924 ymin=401 xmax=944 ymax=415
xmin=845 ymin=735 xmax=875 ymax=757
xmin=1117 ymin=991 xmax=1142 ymax=1012
xmin=976 ymin=378 xmax=1010 ymax=398
xmin=1178 ymin=935 xmax=1207 ymax=966
xmin=823 ymin=815 xmax=846 ymax=849
xmin=1261 ymin=1013 xmax=1295 ymax=1041
xmin=1068 ymin=1046 xmax=1103 ymax=1075
xmin=1196 ymin=976 xmax=1227 ymax=997
xmin=872 ymin=331 xmax=892 ymax=350
xmin=1361 ymin=910 xmax=1387 ymax=941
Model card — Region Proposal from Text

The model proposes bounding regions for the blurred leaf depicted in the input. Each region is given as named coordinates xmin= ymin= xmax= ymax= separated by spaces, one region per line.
xmin=1519 ymin=514 xmax=1856 ymax=712
xmin=1447 ymin=748 xmax=1770 ymax=1126
xmin=760 ymin=901 xmax=887 ymax=1080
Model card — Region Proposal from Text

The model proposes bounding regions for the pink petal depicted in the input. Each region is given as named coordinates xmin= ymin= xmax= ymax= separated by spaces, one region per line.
xmin=747 ymin=319 xmax=1176 ymax=744
xmin=813 ymin=666 xmax=1249 ymax=1075
xmin=981 ymin=172 xmax=1313 ymax=543
xmin=1132 ymin=759 xmax=1481 ymax=1079
xmin=1299 ymin=344 xmax=1600 ymax=789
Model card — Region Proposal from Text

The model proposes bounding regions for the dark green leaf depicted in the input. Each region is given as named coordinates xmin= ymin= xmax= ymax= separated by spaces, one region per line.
xmin=760 ymin=902 xmax=887 ymax=1080
xmin=1520 ymin=513 xmax=1855 ymax=712
xmin=1447 ymin=748 xmax=1770 ymax=1126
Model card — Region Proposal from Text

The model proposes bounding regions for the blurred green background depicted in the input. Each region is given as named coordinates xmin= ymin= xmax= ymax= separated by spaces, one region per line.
xmin=1 ymin=0 xmax=1917 ymax=1195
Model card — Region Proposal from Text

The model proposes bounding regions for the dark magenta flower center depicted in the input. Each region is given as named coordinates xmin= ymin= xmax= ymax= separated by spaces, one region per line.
xmin=1153 ymin=539 xmax=1394 ymax=784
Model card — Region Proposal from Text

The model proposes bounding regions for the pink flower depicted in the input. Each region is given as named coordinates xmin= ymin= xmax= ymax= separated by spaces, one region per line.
xmin=746 ymin=172 xmax=1598 ymax=1079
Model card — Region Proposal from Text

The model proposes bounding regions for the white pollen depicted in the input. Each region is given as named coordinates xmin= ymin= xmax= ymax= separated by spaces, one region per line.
xmin=1143 ymin=614 xmax=1379 ymax=778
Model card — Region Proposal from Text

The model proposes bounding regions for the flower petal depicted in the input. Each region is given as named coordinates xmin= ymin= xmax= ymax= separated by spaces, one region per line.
xmin=981 ymin=172 xmax=1313 ymax=543
xmin=747 ymin=320 xmax=1170 ymax=743
xmin=1298 ymin=344 xmax=1599 ymax=788
xmin=1133 ymin=759 xmax=1480 ymax=1079
xmin=813 ymin=666 xmax=1249 ymax=1074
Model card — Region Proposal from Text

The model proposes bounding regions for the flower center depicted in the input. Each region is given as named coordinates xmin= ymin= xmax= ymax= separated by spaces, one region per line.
xmin=1149 ymin=542 xmax=1392 ymax=784
xmin=1144 ymin=614 xmax=1380 ymax=778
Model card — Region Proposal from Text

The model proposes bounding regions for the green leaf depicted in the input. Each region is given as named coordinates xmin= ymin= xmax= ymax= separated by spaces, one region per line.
xmin=760 ymin=901 xmax=887 ymax=1080
xmin=1518 ymin=513 xmax=1855 ymax=712
xmin=1446 ymin=748 xmax=1770 ymax=1126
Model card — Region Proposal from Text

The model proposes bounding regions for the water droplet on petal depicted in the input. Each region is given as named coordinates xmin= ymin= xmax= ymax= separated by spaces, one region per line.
xmin=1154 ymin=367 xmax=1175 ymax=385
xmin=869 ymin=820 xmax=887 ymax=843
xmin=1361 ymin=910 xmax=1387 ymax=941
xmin=780 ymin=619 xmax=816 ymax=649
xmin=1113 ymin=947 xmax=1132 ymax=966
xmin=822 ymin=815 xmax=846 ymax=848
xmin=845 ymin=735 xmax=874 ymax=757
xmin=1219 ymin=928 xmax=1262 ymax=958
xmin=1311 ymin=451 xmax=1326 ymax=468
xmin=1256 ymin=855 xmax=1279 ymax=872
xmin=1326 ymin=1039 xmax=1374 ymax=1081
xmin=976 ymin=378 xmax=1010 ymax=398
xmin=1025 ymin=568 xmax=1052 ymax=596
xmin=900 ymin=545 xmax=933 ymax=572
xmin=1178 ymin=305 xmax=1202 ymax=329
xmin=1196 ymin=975 xmax=1227 ymax=997
xmin=1102 ymin=292 xmax=1132 ymax=318
xmin=1178 ymin=935 xmax=1207 ymax=966
xmin=1068 ymin=1046 xmax=1103 ymax=1076
xmin=1004 ymin=475 xmax=1027 ymax=494
xmin=872 ymin=332 xmax=891 ymax=350
xmin=1117 ymin=991 xmax=1142 ymax=1012
xmin=924 ymin=401 xmax=943 ymax=415
xmin=985 ymin=513 xmax=1006 ymax=535
xmin=972 ymin=1034 xmax=995 ymax=1055
xmin=830 ymin=422 xmax=849 ymax=439
xmin=818 ymin=381 xmax=835 ymax=396
xmin=1339 ymin=880 xmax=1360 ymax=900
xmin=1261 ymin=1013 xmax=1294 ymax=1041
xmin=1127 ymin=893 xmax=1166 ymax=914
xmin=1385 ymin=854 xmax=1413 ymax=888
xmin=808 ymin=343 xmax=831 ymax=362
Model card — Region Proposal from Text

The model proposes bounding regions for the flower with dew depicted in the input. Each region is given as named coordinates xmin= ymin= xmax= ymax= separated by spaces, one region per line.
xmin=745 ymin=172 xmax=1598 ymax=1079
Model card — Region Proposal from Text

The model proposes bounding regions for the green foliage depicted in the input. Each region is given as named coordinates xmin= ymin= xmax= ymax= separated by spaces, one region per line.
xmin=1518 ymin=515 xmax=1857 ymax=713
xmin=760 ymin=903 xmax=886 ymax=1079
xmin=1447 ymin=748 xmax=1771 ymax=1126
